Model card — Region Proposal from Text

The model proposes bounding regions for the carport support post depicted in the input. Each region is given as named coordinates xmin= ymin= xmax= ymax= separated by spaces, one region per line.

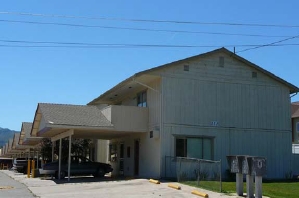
xmin=67 ymin=135 xmax=72 ymax=181
xmin=52 ymin=142 xmax=54 ymax=162
xmin=58 ymin=138 xmax=62 ymax=180
xmin=37 ymin=151 xmax=39 ymax=170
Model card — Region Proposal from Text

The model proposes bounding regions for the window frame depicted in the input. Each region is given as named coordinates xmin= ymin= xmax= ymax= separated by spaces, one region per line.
xmin=175 ymin=136 xmax=214 ymax=160
xmin=137 ymin=90 xmax=147 ymax=107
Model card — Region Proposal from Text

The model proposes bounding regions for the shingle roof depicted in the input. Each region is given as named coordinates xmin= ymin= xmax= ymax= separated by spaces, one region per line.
xmin=23 ymin=122 xmax=33 ymax=138
xmin=13 ymin=133 xmax=20 ymax=147
xmin=292 ymin=102 xmax=299 ymax=118
xmin=38 ymin=103 xmax=113 ymax=127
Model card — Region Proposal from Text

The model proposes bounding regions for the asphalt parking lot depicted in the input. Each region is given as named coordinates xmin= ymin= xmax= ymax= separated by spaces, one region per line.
xmin=1 ymin=170 xmax=243 ymax=198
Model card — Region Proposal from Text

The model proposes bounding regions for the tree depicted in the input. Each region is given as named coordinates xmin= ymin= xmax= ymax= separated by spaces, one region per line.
xmin=40 ymin=138 xmax=92 ymax=161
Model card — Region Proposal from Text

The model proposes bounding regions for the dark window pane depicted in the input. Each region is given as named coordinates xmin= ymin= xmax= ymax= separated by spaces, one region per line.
xmin=176 ymin=139 xmax=186 ymax=157
xmin=137 ymin=91 xmax=147 ymax=107
xmin=127 ymin=147 xmax=130 ymax=158
xmin=120 ymin=144 xmax=124 ymax=158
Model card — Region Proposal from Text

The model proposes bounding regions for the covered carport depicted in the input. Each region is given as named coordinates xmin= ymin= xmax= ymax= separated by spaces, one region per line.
xmin=19 ymin=122 xmax=43 ymax=162
xmin=10 ymin=133 xmax=25 ymax=158
xmin=30 ymin=103 xmax=148 ymax=181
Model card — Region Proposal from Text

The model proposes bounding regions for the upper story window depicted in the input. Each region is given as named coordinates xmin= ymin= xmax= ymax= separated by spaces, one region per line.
xmin=137 ymin=91 xmax=147 ymax=107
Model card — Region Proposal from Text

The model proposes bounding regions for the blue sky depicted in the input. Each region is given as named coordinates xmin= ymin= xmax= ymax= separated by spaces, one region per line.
xmin=1 ymin=1 xmax=299 ymax=131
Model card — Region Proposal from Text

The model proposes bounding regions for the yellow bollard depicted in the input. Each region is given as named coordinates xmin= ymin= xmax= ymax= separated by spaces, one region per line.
xmin=168 ymin=183 xmax=181 ymax=190
xmin=27 ymin=160 xmax=31 ymax=178
xmin=149 ymin=179 xmax=160 ymax=184
xmin=191 ymin=190 xmax=209 ymax=198
xmin=31 ymin=160 xmax=35 ymax=178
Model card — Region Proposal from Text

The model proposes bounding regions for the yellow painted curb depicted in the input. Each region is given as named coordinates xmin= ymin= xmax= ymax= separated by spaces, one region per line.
xmin=0 ymin=186 xmax=14 ymax=190
xmin=149 ymin=179 xmax=160 ymax=184
xmin=191 ymin=190 xmax=209 ymax=198
xmin=168 ymin=183 xmax=181 ymax=190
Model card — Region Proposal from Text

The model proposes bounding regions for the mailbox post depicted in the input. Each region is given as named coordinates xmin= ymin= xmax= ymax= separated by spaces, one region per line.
xmin=226 ymin=156 xmax=243 ymax=196
xmin=242 ymin=156 xmax=254 ymax=198
xmin=252 ymin=157 xmax=267 ymax=198
xmin=227 ymin=155 xmax=266 ymax=198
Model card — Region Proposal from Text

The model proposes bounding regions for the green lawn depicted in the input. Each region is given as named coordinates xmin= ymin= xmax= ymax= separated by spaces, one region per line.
xmin=182 ymin=180 xmax=299 ymax=198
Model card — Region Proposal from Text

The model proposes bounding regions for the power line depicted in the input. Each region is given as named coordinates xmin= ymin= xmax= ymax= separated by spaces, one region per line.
xmin=1 ymin=11 xmax=299 ymax=28
xmin=1 ymin=39 xmax=299 ymax=49
xmin=0 ymin=19 xmax=290 ymax=38
xmin=237 ymin=34 xmax=299 ymax=53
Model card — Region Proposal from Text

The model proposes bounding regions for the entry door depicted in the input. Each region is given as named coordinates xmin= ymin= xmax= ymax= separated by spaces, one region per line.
xmin=134 ymin=140 xmax=140 ymax=176
xmin=119 ymin=143 xmax=124 ymax=176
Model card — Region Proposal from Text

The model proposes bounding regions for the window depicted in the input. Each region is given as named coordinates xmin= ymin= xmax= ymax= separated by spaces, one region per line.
xmin=175 ymin=137 xmax=213 ymax=160
xmin=184 ymin=65 xmax=189 ymax=71
xmin=252 ymin=71 xmax=257 ymax=78
xmin=219 ymin=57 xmax=224 ymax=67
xmin=127 ymin=147 xmax=131 ymax=158
xmin=297 ymin=122 xmax=299 ymax=132
xmin=137 ymin=91 xmax=147 ymax=107
xmin=150 ymin=131 xmax=153 ymax=138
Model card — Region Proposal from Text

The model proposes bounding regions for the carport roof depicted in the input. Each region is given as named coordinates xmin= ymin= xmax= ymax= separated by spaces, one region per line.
xmin=36 ymin=103 xmax=113 ymax=128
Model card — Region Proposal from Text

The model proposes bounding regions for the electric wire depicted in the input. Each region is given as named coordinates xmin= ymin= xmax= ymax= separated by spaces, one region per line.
xmin=0 ymin=19 xmax=290 ymax=38
xmin=0 ymin=11 xmax=299 ymax=28
xmin=1 ymin=39 xmax=299 ymax=49
xmin=236 ymin=34 xmax=299 ymax=53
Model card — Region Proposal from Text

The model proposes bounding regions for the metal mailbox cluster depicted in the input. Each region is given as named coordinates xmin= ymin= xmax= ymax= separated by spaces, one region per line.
xmin=227 ymin=155 xmax=266 ymax=198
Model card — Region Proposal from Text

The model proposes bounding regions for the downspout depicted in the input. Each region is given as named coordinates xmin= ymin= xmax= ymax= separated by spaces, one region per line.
xmin=290 ymin=92 xmax=298 ymax=98
xmin=159 ymin=77 xmax=163 ymax=178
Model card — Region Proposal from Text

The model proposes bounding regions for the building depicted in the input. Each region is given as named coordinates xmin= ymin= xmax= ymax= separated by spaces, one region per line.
xmin=291 ymin=102 xmax=299 ymax=154
xmin=28 ymin=48 xmax=298 ymax=179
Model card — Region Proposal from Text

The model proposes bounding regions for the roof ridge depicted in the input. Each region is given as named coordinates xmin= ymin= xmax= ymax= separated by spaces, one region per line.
xmin=38 ymin=103 xmax=95 ymax=107
xmin=22 ymin=122 xmax=33 ymax=124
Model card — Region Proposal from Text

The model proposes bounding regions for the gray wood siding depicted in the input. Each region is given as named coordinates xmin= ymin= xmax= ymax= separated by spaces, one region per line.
xmin=160 ymin=52 xmax=291 ymax=131
xmin=159 ymin=52 xmax=293 ymax=179
xmin=147 ymin=79 xmax=161 ymax=131
xmin=163 ymin=78 xmax=290 ymax=130
xmin=161 ymin=125 xmax=292 ymax=179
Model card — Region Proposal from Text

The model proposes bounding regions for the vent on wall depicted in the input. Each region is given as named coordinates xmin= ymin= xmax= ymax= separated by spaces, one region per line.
xmin=219 ymin=56 xmax=224 ymax=67
xmin=252 ymin=71 xmax=257 ymax=78
xmin=184 ymin=65 xmax=189 ymax=71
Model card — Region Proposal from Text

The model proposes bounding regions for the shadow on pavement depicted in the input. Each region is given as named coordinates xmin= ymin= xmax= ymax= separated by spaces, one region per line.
xmin=41 ymin=175 xmax=130 ymax=184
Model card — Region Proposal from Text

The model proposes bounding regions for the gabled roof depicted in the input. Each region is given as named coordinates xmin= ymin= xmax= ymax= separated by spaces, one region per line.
xmin=292 ymin=102 xmax=299 ymax=118
xmin=36 ymin=103 xmax=113 ymax=128
xmin=23 ymin=122 xmax=32 ymax=134
xmin=12 ymin=132 xmax=20 ymax=149
xmin=88 ymin=47 xmax=299 ymax=105
xmin=23 ymin=122 xmax=33 ymax=139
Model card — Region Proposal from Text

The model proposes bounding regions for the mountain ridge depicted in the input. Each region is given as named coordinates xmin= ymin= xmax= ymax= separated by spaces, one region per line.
xmin=0 ymin=127 xmax=19 ymax=147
